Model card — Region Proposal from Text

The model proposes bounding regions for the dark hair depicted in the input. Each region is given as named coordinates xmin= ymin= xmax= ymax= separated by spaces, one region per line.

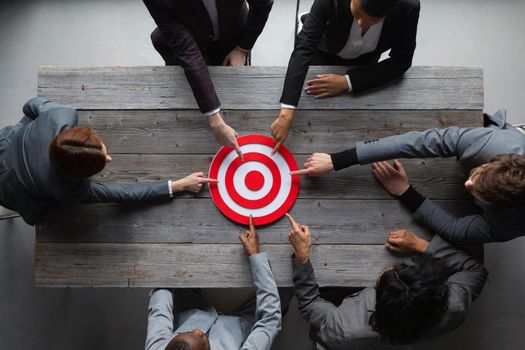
xmin=472 ymin=154 xmax=525 ymax=208
xmin=49 ymin=127 xmax=107 ymax=178
xmin=369 ymin=255 xmax=452 ymax=344
xmin=360 ymin=0 xmax=399 ymax=18
xmin=166 ymin=340 xmax=192 ymax=350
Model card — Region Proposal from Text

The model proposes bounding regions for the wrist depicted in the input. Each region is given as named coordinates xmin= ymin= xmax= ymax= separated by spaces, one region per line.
xmin=208 ymin=112 xmax=224 ymax=128
xmin=171 ymin=179 xmax=184 ymax=193
xmin=294 ymin=252 xmax=310 ymax=263
xmin=414 ymin=239 xmax=429 ymax=253
xmin=280 ymin=108 xmax=295 ymax=120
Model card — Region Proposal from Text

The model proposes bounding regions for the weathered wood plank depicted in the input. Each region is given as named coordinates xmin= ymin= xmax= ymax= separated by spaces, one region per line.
xmin=38 ymin=66 xmax=483 ymax=110
xmin=36 ymin=199 xmax=477 ymax=244
xmin=35 ymin=243 xmax=408 ymax=287
xmin=96 ymin=155 xmax=469 ymax=200
xmin=78 ymin=110 xmax=482 ymax=154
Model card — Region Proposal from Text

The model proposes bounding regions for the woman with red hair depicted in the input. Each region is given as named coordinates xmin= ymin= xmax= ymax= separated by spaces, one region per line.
xmin=0 ymin=97 xmax=214 ymax=225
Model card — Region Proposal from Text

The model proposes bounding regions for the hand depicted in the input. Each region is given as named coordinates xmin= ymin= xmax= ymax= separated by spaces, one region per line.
xmin=305 ymin=74 xmax=349 ymax=98
xmin=385 ymin=229 xmax=429 ymax=254
xmin=270 ymin=108 xmax=294 ymax=154
xmin=290 ymin=153 xmax=334 ymax=176
xmin=209 ymin=112 xmax=243 ymax=160
xmin=371 ymin=160 xmax=410 ymax=196
xmin=239 ymin=215 xmax=260 ymax=256
xmin=223 ymin=47 xmax=247 ymax=66
xmin=171 ymin=172 xmax=218 ymax=193
xmin=286 ymin=213 xmax=312 ymax=263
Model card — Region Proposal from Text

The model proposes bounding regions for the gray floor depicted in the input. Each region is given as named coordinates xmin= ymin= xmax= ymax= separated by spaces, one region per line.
xmin=1 ymin=0 xmax=525 ymax=349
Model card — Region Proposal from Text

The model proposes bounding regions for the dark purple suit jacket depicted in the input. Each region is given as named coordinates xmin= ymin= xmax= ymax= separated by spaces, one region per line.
xmin=144 ymin=0 xmax=273 ymax=113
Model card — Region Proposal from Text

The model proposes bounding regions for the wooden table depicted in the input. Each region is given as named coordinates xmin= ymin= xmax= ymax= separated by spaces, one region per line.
xmin=35 ymin=66 xmax=483 ymax=288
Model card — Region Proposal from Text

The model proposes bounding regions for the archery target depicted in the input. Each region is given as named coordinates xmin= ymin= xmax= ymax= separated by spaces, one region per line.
xmin=209 ymin=134 xmax=300 ymax=225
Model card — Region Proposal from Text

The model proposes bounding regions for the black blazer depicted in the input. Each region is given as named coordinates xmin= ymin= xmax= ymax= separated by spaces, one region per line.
xmin=144 ymin=0 xmax=273 ymax=113
xmin=280 ymin=0 xmax=420 ymax=106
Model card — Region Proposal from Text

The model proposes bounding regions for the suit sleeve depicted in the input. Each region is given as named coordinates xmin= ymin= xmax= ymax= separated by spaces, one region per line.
xmin=426 ymin=235 xmax=488 ymax=301
xmin=354 ymin=126 xmax=477 ymax=166
xmin=23 ymin=97 xmax=72 ymax=120
xmin=413 ymin=199 xmax=496 ymax=244
xmin=71 ymin=181 xmax=170 ymax=203
xmin=146 ymin=289 xmax=175 ymax=350
xmin=347 ymin=1 xmax=420 ymax=93
xmin=292 ymin=256 xmax=337 ymax=329
xmin=143 ymin=0 xmax=220 ymax=114
xmin=241 ymin=252 xmax=282 ymax=350
xmin=238 ymin=0 xmax=273 ymax=50
xmin=279 ymin=0 xmax=331 ymax=106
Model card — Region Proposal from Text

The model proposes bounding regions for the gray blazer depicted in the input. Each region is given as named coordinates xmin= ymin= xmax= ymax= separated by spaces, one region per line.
xmin=0 ymin=97 xmax=170 ymax=225
xmin=355 ymin=110 xmax=525 ymax=243
xmin=292 ymin=236 xmax=488 ymax=350
xmin=146 ymin=253 xmax=282 ymax=350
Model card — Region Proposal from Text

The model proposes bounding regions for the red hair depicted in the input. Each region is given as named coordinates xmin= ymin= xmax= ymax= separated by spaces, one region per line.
xmin=49 ymin=128 xmax=107 ymax=178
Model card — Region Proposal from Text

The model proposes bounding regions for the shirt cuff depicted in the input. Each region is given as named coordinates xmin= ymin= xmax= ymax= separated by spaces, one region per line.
xmin=204 ymin=107 xmax=221 ymax=117
xmin=397 ymin=185 xmax=425 ymax=213
xmin=168 ymin=180 xmax=174 ymax=198
xmin=345 ymin=74 xmax=353 ymax=92
xmin=236 ymin=46 xmax=250 ymax=54
xmin=330 ymin=148 xmax=358 ymax=171
xmin=280 ymin=103 xmax=297 ymax=110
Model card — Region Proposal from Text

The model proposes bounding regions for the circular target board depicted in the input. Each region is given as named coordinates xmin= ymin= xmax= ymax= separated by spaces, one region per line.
xmin=209 ymin=134 xmax=300 ymax=225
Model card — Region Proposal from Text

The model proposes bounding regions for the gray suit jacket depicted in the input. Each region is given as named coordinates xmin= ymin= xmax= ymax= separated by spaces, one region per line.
xmin=355 ymin=110 xmax=525 ymax=243
xmin=146 ymin=253 xmax=282 ymax=350
xmin=0 ymin=97 xmax=170 ymax=225
xmin=292 ymin=236 xmax=488 ymax=350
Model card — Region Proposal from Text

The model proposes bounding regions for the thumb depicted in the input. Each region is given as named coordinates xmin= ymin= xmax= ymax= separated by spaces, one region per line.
xmin=394 ymin=159 xmax=406 ymax=175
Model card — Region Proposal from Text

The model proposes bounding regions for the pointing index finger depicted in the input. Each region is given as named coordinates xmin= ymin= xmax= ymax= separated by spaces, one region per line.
xmin=290 ymin=168 xmax=311 ymax=176
xmin=285 ymin=212 xmax=301 ymax=231
xmin=249 ymin=215 xmax=255 ymax=233
xmin=199 ymin=177 xmax=219 ymax=183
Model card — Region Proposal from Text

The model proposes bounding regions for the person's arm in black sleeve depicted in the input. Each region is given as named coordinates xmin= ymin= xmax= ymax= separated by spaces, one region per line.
xmin=348 ymin=0 xmax=420 ymax=93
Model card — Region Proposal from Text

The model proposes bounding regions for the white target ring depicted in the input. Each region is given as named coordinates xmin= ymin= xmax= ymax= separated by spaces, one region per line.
xmin=209 ymin=135 xmax=300 ymax=225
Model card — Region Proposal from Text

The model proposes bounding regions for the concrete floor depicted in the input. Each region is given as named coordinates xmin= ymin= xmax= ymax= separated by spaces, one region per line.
xmin=1 ymin=0 xmax=525 ymax=349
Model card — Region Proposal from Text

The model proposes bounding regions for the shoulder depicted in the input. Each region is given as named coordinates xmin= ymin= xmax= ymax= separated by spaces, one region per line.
xmin=393 ymin=0 xmax=420 ymax=16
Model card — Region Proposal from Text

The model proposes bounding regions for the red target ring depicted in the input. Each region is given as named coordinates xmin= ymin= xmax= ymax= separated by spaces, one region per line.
xmin=209 ymin=134 xmax=300 ymax=226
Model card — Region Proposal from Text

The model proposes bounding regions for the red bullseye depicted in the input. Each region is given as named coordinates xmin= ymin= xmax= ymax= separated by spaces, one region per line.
xmin=245 ymin=170 xmax=264 ymax=191
xmin=209 ymin=134 xmax=300 ymax=226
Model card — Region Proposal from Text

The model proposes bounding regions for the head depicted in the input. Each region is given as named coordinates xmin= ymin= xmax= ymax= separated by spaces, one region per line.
xmin=166 ymin=329 xmax=210 ymax=350
xmin=464 ymin=154 xmax=525 ymax=208
xmin=49 ymin=127 xmax=112 ymax=179
xmin=369 ymin=255 xmax=452 ymax=344
xmin=350 ymin=0 xmax=399 ymax=28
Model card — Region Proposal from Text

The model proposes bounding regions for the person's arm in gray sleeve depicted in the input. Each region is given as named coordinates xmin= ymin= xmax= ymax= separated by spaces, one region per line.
xmin=146 ymin=289 xmax=175 ymax=350
xmin=71 ymin=181 xmax=171 ymax=203
xmin=22 ymin=97 xmax=71 ymax=119
xmin=292 ymin=257 xmax=337 ymax=329
xmin=413 ymin=199 xmax=496 ymax=244
xmin=330 ymin=126 xmax=477 ymax=170
xmin=425 ymin=235 xmax=488 ymax=301
xmin=241 ymin=252 xmax=282 ymax=350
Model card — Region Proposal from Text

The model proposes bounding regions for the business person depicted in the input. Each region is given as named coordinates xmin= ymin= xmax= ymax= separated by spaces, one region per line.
xmin=144 ymin=0 xmax=274 ymax=159
xmin=0 ymin=97 xmax=215 ymax=225
xmin=285 ymin=213 xmax=487 ymax=349
xmin=272 ymin=0 xmax=420 ymax=152
xmin=145 ymin=216 xmax=282 ymax=350
xmin=290 ymin=110 xmax=525 ymax=244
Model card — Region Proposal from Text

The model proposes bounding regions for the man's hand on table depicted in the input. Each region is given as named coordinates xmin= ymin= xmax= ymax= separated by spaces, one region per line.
xmin=305 ymin=74 xmax=348 ymax=98
xmin=171 ymin=172 xmax=218 ymax=193
xmin=385 ymin=229 xmax=429 ymax=254
xmin=371 ymin=160 xmax=410 ymax=196
xmin=290 ymin=153 xmax=334 ymax=176
xmin=239 ymin=215 xmax=260 ymax=256
xmin=286 ymin=213 xmax=312 ymax=263
xmin=209 ymin=112 xmax=244 ymax=160
xmin=223 ymin=47 xmax=247 ymax=66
